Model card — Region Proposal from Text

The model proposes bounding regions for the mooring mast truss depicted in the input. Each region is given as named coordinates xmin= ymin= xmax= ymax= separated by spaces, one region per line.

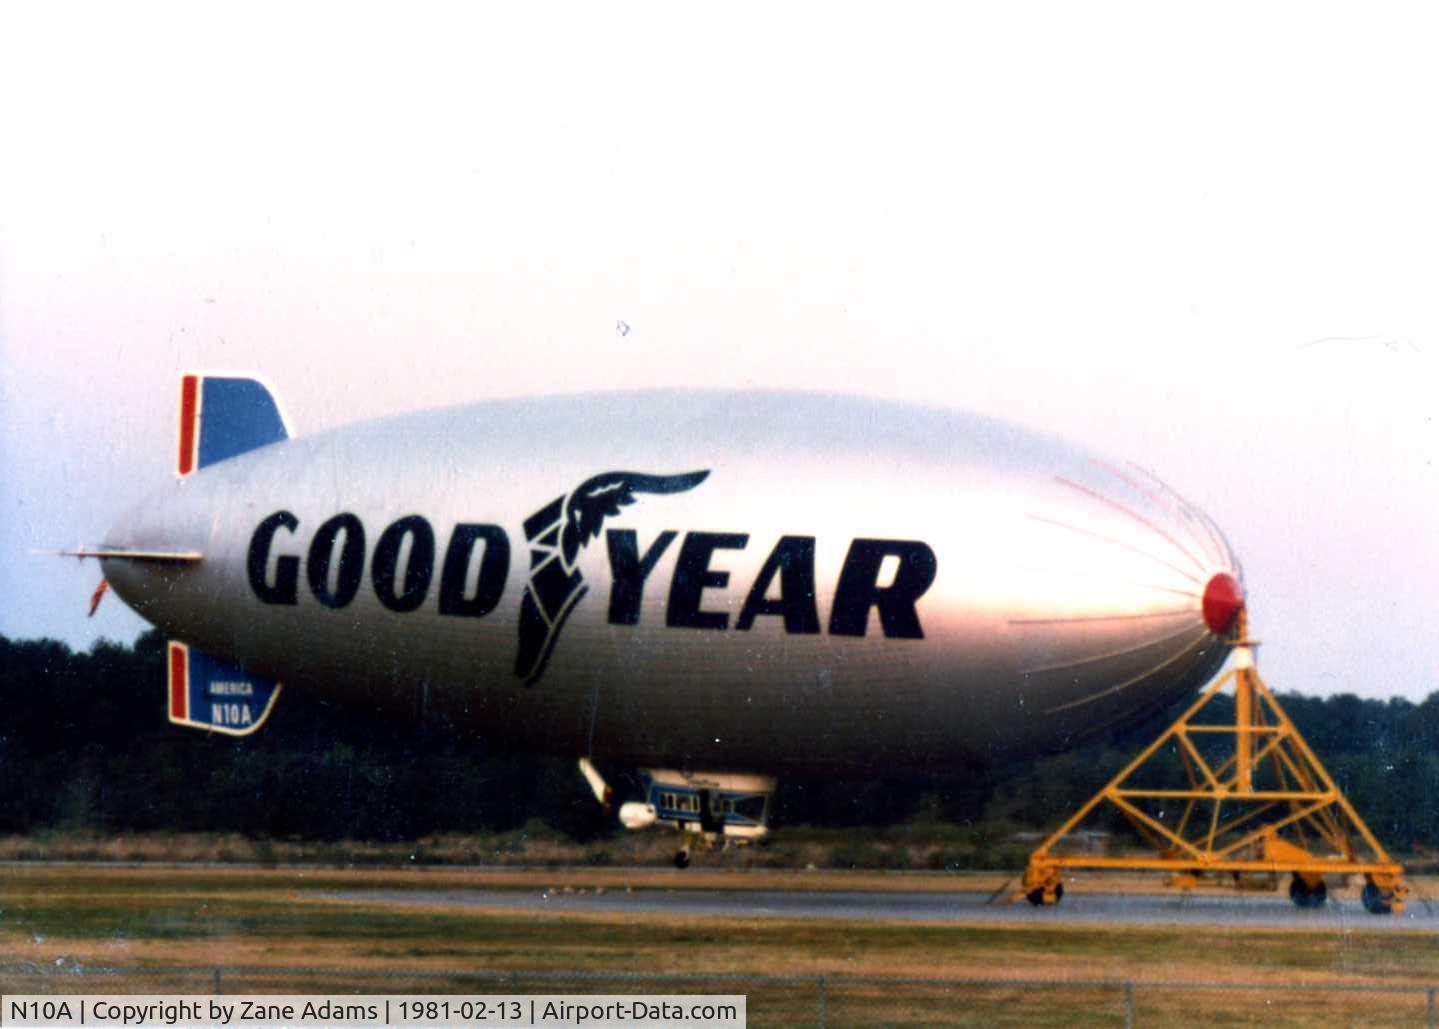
xmin=1021 ymin=609 xmax=1407 ymax=914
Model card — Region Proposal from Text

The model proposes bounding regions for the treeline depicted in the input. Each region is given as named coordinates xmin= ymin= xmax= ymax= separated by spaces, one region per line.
xmin=3 ymin=631 xmax=1437 ymax=850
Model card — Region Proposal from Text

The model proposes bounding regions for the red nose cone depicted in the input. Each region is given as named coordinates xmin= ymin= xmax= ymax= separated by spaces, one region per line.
xmin=1202 ymin=573 xmax=1244 ymax=634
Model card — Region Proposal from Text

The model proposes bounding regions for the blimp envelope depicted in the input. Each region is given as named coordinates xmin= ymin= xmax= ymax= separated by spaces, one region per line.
xmin=100 ymin=379 xmax=1244 ymax=778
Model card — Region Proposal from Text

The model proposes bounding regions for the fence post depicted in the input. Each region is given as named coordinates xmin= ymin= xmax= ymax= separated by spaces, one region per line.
xmin=213 ymin=967 xmax=222 ymax=995
xmin=1123 ymin=981 xmax=1133 ymax=1029
xmin=817 ymin=974 xmax=827 ymax=1029
xmin=1427 ymin=986 xmax=1435 ymax=1029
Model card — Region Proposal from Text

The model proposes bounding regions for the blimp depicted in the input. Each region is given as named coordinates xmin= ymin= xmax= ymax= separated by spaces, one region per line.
xmin=74 ymin=375 xmax=1244 ymax=866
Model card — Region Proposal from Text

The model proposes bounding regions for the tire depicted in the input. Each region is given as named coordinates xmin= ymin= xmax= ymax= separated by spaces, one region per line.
xmin=1288 ymin=875 xmax=1326 ymax=908
xmin=1362 ymin=882 xmax=1393 ymax=915
xmin=1025 ymin=882 xmax=1064 ymax=907
xmin=673 ymin=850 xmax=690 ymax=870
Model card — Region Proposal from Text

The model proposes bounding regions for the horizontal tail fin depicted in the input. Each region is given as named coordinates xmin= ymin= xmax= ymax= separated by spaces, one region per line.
xmin=55 ymin=547 xmax=202 ymax=563
xmin=178 ymin=374 xmax=290 ymax=477
xmin=167 ymin=640 xmax=281 ymax=736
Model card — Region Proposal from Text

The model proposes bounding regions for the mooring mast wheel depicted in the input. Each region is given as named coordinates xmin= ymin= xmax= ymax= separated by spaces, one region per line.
xmin=1361 ymin=882 xmax=1393 ymax=915
xmin=1288 ymin=875 xmax=1327 ymax=908
xmin=1025 ymin=882 xmax=1064 ymax=907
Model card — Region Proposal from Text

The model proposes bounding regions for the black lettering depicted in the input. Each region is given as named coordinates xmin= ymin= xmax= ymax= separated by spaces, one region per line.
xmin=828 ymin=538 xmax=937 ymax=638
xmin=247 ymin=510 xmax=301 ymax=605
xmin=307 ymin=513 xmax=365 ymax=609
xmin=666 ymin=532 xmax=748 ymax=629
xmin=371 ymin=515 xmax=435 ymax=612
xmin=439 ymin=523 xmax=510 ymax=617
xmin=606 ymin=529 xmax=677 ymax=624
xmin=736 ymin=535 xmax=819 ymax=633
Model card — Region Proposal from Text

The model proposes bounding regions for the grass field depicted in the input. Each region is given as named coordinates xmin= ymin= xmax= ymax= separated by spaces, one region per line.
xmin=0 ymin=825 xmax=1041 ymax=873
xmin=2 ymin=865 xmax=1436 ymax=1025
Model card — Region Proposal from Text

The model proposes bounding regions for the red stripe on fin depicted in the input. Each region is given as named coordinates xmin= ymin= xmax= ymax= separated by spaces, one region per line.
xmin=168 ymin=641 xmax=189 ymax=722
xmin=177 ymin=375 xmax=199 ymax=477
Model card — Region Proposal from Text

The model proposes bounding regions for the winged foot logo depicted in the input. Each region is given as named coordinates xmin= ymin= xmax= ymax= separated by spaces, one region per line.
xmin=515 ymin=470 xmax=710 ymax=685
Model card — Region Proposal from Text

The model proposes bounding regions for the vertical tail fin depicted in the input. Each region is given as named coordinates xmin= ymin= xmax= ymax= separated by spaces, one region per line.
xmin=167 ymin=641 xmax=282 ymax=735
xmin=177 ymin=374 xmax=290 ymax=477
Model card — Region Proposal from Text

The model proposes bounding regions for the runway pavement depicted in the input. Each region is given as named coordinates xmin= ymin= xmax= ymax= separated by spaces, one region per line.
xmin=329 ymin=886 xmax=1439 ymax=930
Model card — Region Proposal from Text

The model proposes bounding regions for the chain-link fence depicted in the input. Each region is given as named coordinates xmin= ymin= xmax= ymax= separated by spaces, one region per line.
xmin=3 ymin=964 xmax=1437 ymax=1026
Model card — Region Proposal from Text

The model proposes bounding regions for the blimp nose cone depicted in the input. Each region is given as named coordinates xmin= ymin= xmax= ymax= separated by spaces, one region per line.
xmin=99 ymin=478 xmax=210 ymax=623
xmin=1202 ymin=572 xmax=1244 ymax=635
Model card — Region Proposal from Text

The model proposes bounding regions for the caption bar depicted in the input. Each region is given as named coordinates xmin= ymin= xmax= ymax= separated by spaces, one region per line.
xmin=1 ymin=995 xmax=746 ymax=1029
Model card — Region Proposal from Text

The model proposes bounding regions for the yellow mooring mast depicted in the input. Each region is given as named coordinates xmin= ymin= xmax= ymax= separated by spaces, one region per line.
xmin=1020 ymin=608 xmax=1408 ymax=914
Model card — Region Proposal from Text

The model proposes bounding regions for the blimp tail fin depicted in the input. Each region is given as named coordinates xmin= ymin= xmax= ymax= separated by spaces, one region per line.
xmin=166 ymin=640 xmax=282 ymax=736
xmin=177 ymin=374 xmax=290 ymax=477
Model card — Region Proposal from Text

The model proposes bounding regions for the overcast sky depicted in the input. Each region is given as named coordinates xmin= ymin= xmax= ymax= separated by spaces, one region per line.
xmin=2 ymin=4 xmax=1435 ymax=700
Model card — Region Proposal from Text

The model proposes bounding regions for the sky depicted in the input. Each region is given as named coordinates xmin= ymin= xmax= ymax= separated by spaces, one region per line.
xmin=2 ymin=3 xmax=1435 ymax=700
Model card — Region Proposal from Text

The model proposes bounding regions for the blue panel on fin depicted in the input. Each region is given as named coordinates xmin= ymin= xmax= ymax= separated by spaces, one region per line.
xmin=196 ymin=377 xmax=289 ymax=469
xmin=168 ymin=640 xmax=281 ymax=736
